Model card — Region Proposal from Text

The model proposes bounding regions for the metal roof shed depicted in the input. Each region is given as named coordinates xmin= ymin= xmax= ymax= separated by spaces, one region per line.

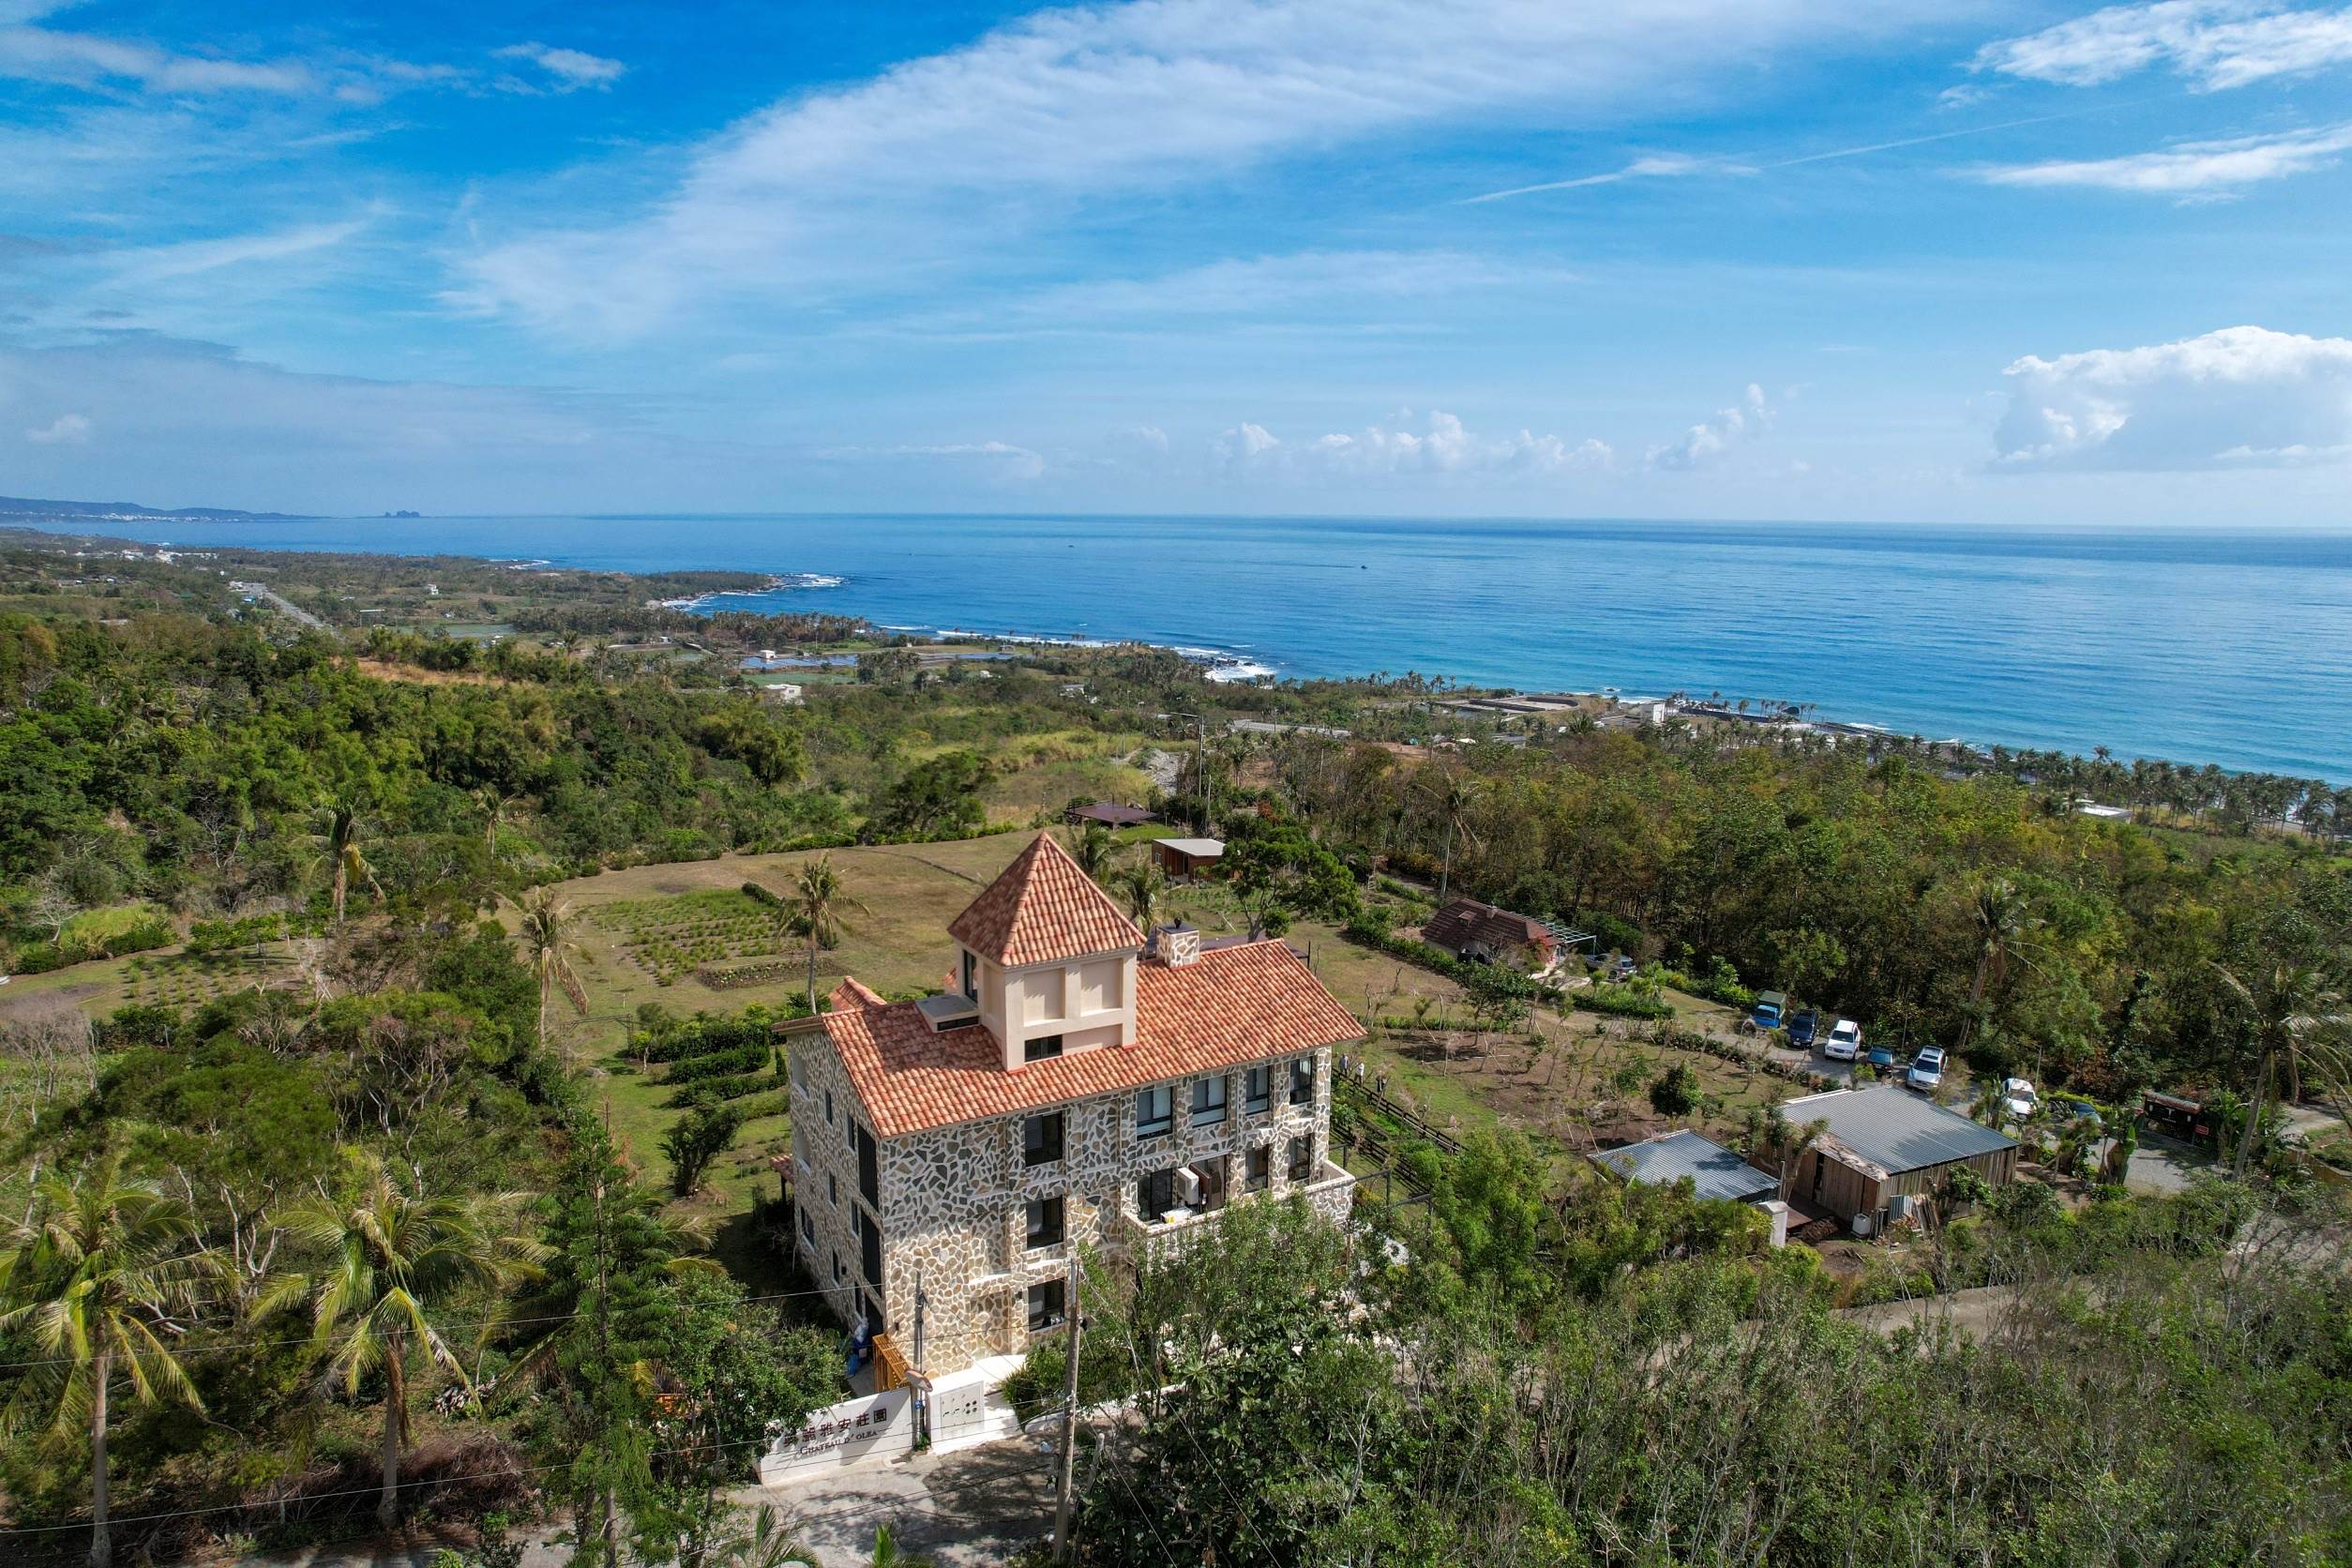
xmin=1591 ymin=1129 xmax=1780 ymax=1204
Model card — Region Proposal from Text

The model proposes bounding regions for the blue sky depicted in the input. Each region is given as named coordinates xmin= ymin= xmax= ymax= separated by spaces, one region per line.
xmin=3 ymin=0 xmax=2350 ymax=521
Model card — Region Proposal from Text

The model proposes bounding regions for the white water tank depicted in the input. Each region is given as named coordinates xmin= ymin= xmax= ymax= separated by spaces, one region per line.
xmin=1755 ymin=1199 xmax=1790 ymax=1248
xmin=1851 ymin=1213 xmax=1875 ymax=1238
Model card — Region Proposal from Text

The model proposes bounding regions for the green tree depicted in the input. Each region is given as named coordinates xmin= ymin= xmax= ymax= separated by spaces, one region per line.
xmin=0 ymin=1146 xmax=220 ymax=1568
xmin=307 ymin=799 xmax=383 ymax=926
xmin=664 ymin=1099 xmax=746 ymax=1198
xmin=264 ymin=1154 xmax=549 ymax=1530
xmin=2211 ymin=959 xmax=2347 ymax=1179
xmin=793 ymin=853 xmax=867 ymax=1014
xmin=516 ymin=889 xmax=591 ymax=1054
xmin=1072 ymin=823 xmax=1116 ymax=881
xmin=1111 ymin=862 xmax=1166 ymax=934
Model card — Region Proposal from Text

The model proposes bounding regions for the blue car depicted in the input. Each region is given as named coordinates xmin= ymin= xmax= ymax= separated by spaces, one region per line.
xmin=1865 ymin=1043 xmax=1896 ymax=1071
xmin=1787 ymin=1010 xmax=1819 ymax=1048
xmin=1749 ymin=990 xmax=1787 ymax=1033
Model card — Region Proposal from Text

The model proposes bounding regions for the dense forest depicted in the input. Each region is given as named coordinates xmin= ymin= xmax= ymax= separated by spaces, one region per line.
xmin=0 ymin=530 xmax=2346 ymax=1566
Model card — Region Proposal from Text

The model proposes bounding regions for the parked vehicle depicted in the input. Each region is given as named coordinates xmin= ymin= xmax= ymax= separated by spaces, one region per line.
xmin=1865 ymin=1043 xmax=1896 ymax=1070
xmin=2001 ymin=1077 xmax=2040 ymax=1123
xmin=1748 ymin=990 xmax=1787 ymax=1033
xmin=1906 ymin=1047 xmax=1946 ymax=1092
xmin=1608 ymin=954 xmax=1637 ymax=982
xmin=1787 ymin=1009 xmax=1819 ymax=1048
xmin=1823 ymin=1018 xmax=1862 ymax=1061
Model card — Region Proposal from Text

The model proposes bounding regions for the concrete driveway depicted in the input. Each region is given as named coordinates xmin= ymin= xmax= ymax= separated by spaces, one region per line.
xmin=739 ymin=1431 xmax=1057 ymax=1567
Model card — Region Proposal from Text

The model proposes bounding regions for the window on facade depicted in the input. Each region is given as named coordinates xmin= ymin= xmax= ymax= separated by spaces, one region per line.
xmin=1136 ymin=1085 xmax=1174 ymax=1138
xmin=861 ymin=1215 xmax=883 ymax=1286
xmin=854 ymin=1123 xmax=880 ymax=1207
xmin=962 ymin=949 xmax=978 ymax=1000
xmin=1026 ymin=1195 xmax=1065 ymax=1249
xmin=1028 ymin=1278 xmax=1066 ymax=1332
xmin=824 ymin=1089 xmax=835 ymax=1126
xmin=1190 ymin=1074 xmax=1229 ymax=1126
xmin=827 ymin=1173 xmax=838 ymax=1207
xmin=799 ymin=1209 xmax=815 ymax=1245
xmin=1245 ymin=1146 xmax=1271 ymax=1191
xmin=1138 ymin=1167 xmax=1179 ymax=1219
xmin=1287 ymin=1136 xmax=1311 ymax=1182
xmin=789 ymin=1052 xmax=806 ymax=1091
xmin=1289 ymin=1057 xmax=1315 ymax=1107
xmin=1024 ymin=1033 xmax=1064 ymax=1063
xmin=1023 ymin=1111 xmax=1063 ymax=1167
xmin=831 ymin=1251 xmax=844 ymax=1283
xmin=1244 ymin=1064 xmax=1272 ymax=1115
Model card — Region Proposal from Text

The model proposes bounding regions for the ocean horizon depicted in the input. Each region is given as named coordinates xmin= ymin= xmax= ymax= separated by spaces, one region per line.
xmin=68 ymin=511 xmax=2352 ymax=781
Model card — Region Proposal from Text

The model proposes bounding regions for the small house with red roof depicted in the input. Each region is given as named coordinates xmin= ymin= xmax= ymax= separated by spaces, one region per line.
xmin=778 ymin=831 xmax=1360 ymax=1377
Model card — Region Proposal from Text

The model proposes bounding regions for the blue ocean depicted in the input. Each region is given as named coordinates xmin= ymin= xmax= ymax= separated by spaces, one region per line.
xmin=85 ymin=513 xmax=2352 ymax=780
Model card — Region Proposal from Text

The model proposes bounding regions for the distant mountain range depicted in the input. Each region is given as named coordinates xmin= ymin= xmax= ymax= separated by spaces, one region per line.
xmin=0 ymin=495 xmax=309 ymax=522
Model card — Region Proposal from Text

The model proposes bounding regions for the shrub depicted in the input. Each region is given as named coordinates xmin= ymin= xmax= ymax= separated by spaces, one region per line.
xmin=1649 ymin=1063 xmax=1702 ymax=1118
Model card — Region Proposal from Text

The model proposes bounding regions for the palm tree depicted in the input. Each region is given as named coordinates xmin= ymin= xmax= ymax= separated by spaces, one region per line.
xmin=1112 ymin=862 xmax=1166 ymax=935
xmin=0 ymin=1148 xmax=219 ymax=1568
xmin=867 ymin=1524 xmax=935 ymax=1568
xmin=473 ymin=786 xmax=511 ymax=854
xmin=716 ymin=1504 xmax=819 ymax=1567
xmin=1959 ymin=877 xmax=2036 ymax=1049
xmin=516 ymin=889 xmax=590 ymax=1053
xmin=264 ymin=1156 xmax=549 ymax=1530
xmin=306 ymin=800 xmax=383 ymax=926
xmin=1417 ymin=763 xmax=1483 ymax=902
xmin=794 ymin=855 xmax=867 ymax=1015
xmin=2211 ymin=959 xmax=2349 ymax=1179
xmin=1072 ymin=823 xmax=1116 ymax=881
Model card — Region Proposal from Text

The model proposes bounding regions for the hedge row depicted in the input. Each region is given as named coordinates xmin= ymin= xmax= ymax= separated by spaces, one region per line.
xmin=663 ymin=1041 xmax=773 ymax=1083
xmin=668 ymin=1069 xmax=781 ymax=1107
xmin=637 ymin=1017 xmax=775 ymax=1064
xmin=9 ymin=916 xmax=176 ymax=974
xmin=698 ymin=959 xmax=801 ymax=991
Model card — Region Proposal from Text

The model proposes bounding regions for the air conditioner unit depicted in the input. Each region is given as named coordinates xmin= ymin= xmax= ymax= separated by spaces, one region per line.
xmin=1173 ymin=1168 xmax=1203 ymax=1206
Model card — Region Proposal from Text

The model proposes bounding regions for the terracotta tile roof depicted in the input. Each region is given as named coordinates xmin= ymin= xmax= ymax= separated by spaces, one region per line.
xmin=816 ymin=939 xmax=1363 ymax=1138
xmin=830 ymin=977 xmax=888 ymax=1012
xmin=945 ymin=831 xmax=1143 ymax=968
xmin=1424 ymin=898 xmax=1554 ymax=957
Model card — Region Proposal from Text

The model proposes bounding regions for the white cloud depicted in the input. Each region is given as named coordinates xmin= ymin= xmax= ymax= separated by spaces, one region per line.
xmin=827 ymin=439 xmax=1048 ymax=480
xmin=1219 ymin=409 xmax=1611 ymax=478
xmin=1993 ymin=324 xmax=2352 ymax=469
xmin=495 ymin=42 xmax=626 ymax=92
xmin=1973 ymin=2 xmax=2352 ymax=91
xmin=99 ymin=216 xmax=374 ymax=285
xmin=25 ymin=412 xmax=91 ymax=445
xmin=1646 ymin=383 xmax=1772 ymax=470
xmin=453 ymin=0 xmax=1930 ymax=337
xmin=0 ymin=22 xmax=317 ymax=94
xmin=1975 ymin=122 xmax=2352 ymax=191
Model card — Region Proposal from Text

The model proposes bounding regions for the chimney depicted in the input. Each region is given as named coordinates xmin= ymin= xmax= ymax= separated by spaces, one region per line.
xmin=1153 ymin=922 xmax=1201 ymax=968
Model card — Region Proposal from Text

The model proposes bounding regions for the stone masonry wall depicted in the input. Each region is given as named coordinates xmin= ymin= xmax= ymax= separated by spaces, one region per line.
xmin=870 ymin=1042 xmax=1343 ymax=1376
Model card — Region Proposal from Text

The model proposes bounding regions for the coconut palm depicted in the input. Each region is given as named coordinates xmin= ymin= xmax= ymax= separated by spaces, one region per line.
xmin=473 ymin=786 xmax=511 ymax=854
xmin=2211 ymin=959 xmax=2350 ymax=1179
xmin=1417 ymin=762 xmax=1484 ymax=903
xmin=516 ymin=889 xmax=590 ymax=1052
xmin=0 ymin=1147 xmax=220 ymax=1568
xmin=716 ymin=1503 xmax=820 ymax=1567
xmin=1959 ymin=876 xmax=2038 ymax=1049
xmin=867 ymin=1524 xmax=935 ymax=1568
xmin=1072 ymin=823 xmax=1116 ymax=881
xmin=306 ymin=800 xmax=383 ymax=926
xmin=795 ymin=855 xmax=867 ymax=1014
xmin=263 ymin=1156 xmax=549 ymax=1530
xmin=1112 ymin=862 xmax=1167 ymax=935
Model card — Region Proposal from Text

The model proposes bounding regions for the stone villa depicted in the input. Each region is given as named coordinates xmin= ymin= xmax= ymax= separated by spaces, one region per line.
xmin=780 ymin=831 xmax=1360 ymax=1377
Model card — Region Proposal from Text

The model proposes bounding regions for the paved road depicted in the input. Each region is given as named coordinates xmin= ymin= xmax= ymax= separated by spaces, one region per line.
xmin=734 ymin=1432 xmax=1057 ymax=1567
xmin=231 ymin=580 xmax=327 ymax=630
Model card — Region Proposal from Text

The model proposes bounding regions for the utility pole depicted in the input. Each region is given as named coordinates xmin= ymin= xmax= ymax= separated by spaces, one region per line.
xmin=912 ymin=1270 xmax=929 ymax=1454
xmin=1052 ymin=1246 xmax=1084 ymax=1564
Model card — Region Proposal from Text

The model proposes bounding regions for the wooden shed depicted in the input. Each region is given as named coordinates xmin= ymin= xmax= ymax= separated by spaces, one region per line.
xmin=1783 ymin=1085 xmax=2020 ymax=1230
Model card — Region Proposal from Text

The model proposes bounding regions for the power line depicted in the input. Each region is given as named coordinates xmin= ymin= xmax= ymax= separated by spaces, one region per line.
xmin=0 ymin=1283 xmax=849 ymax=1373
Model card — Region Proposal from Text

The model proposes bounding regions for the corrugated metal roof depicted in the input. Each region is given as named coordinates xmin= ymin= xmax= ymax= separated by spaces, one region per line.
xmin=1591 ymin=1130 xmax=1780 ymax=1203
xmin=1782 ymin=1085 xmax=2017 ymax=1174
